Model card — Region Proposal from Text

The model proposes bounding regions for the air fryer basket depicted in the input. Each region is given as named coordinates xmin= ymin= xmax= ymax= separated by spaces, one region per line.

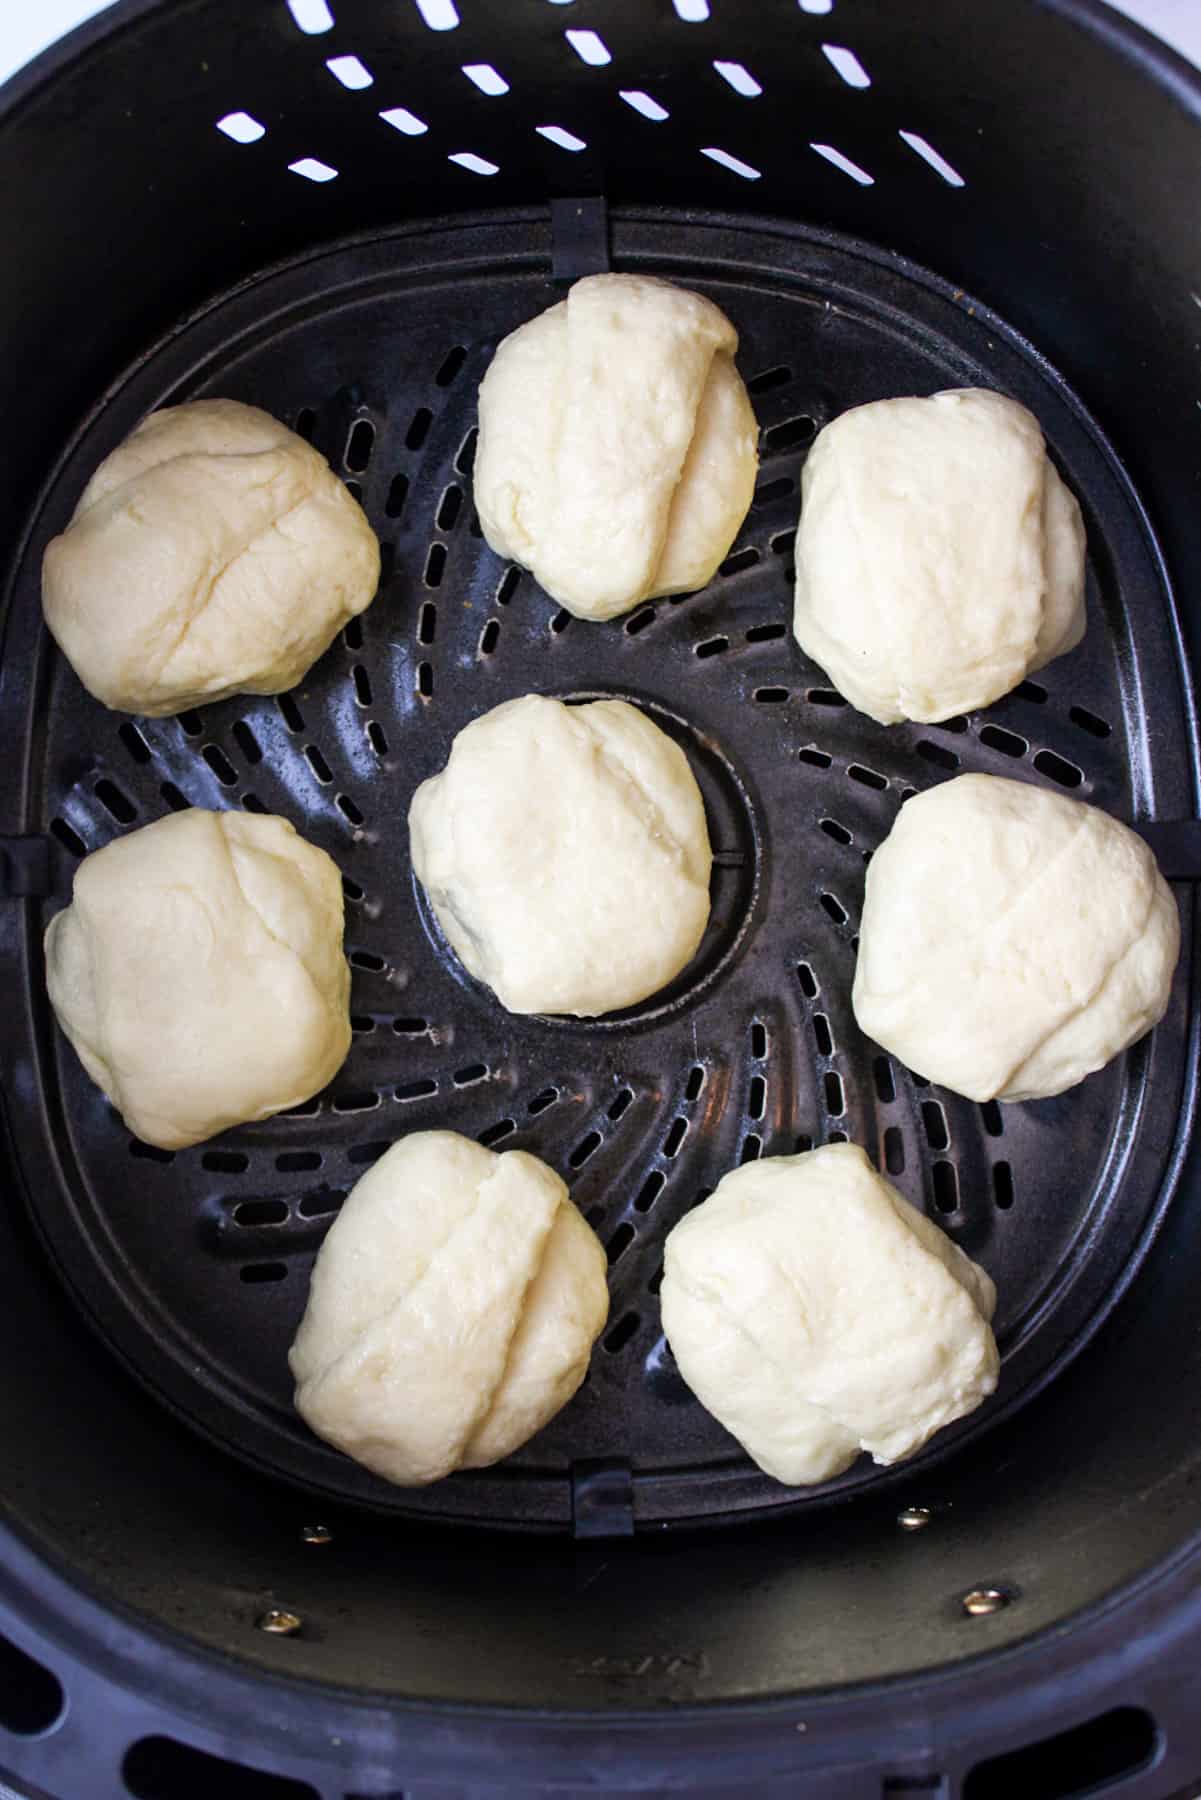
xmin=1 ymin=0 xmax=1200 ymax=1794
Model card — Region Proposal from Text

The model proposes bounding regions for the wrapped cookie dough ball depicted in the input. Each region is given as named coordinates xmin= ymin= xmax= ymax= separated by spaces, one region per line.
xmin=853 ymin=773 xmax=1180 ymax=1102
xmin=290 ymin=1131 xmax=609 ymax=1485
xmin=793 ymin=389 xmax=1086 ymax=723
xmin=661 ymin=1144 xmax=998 ymax=1486
xmin=44 ymin=808 xmax=351 ymax=1149
xmin=475 ymin=273 xmax=759 ymax=620
xmin=43 ymin=399 xmax=380 ymax=716
xmin=409 ymin=693 xmax=713 ymax=1016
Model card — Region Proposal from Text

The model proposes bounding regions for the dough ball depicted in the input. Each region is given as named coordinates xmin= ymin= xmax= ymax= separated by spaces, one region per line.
xmin=853 ymin=773 xmax=1180 ymax=1102
xmin=290 ymin=1131 xmax=609 ymax=1485
xmin=662 ymin=1144 xmax=997 ymax=1485
xmin=43 ymin=399 xmax=380 ymax=716
xmin=409 ymin=694 xmax=712 ymax=1016
xmin=475 ymin=274 xmax=759 ymax=620
xmin=792 ymin=389 xmax=1086 ymax=723
xmin=45 ymin=808 xmax=351 ymax=1149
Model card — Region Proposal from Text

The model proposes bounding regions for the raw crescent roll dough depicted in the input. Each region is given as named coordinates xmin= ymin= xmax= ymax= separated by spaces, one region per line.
xmin=852 ymin=773 xmax=1180 ymax=1101
xmin=44 ymin=808 xmax=352 ymax=1149
xmin=475 ymin=274 xmax=759 ymax=620
xmin=43 ymin=398 xmax=380 ymax=716
xmin=661 ymin=1144 xmax=998 ymax=1486
xmin=792 ymin=389 xmax=1086 ymax=723
xmin=290 ymin=1132 xmax=609 ymax=1485
xmin=409 ymin=693 xmax=713 ymax=1017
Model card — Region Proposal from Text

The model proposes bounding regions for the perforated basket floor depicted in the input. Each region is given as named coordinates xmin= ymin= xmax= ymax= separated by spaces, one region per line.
xmin=1 ymin=209 xmax=1191 ymax=1530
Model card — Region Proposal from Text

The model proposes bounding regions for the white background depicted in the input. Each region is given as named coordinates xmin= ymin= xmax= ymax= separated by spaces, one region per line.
xmin=0 ymin=0 xmax=1199 ymax=88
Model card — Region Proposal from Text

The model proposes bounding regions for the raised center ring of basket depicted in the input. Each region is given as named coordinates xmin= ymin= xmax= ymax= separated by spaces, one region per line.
xmin=11 ymin=216 xmax=1192 ymax=1528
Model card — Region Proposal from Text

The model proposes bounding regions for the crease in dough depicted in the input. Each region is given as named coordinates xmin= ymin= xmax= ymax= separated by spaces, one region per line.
xmin=474 ymin=274 xmax=758 ymax=621
xmin=290 ymin=1133 xmax=609 ymax=1486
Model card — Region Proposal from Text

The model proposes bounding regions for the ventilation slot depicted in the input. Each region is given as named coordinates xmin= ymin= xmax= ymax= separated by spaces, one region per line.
xmin=419 ymin=600 xmax=438 ymax=643
xmin=748 ymin=1075 xmax=766 ymax=1120
xmin=921 ymin=1100 xmax=949 ymax=1151
xmin=609 ymin=1086 xmax=635 ymax=1119
xmin=456 ymin=428 xmax=478 ymax=474
xmin=417 ymin=662 xmax=434 ymax=697
xmin=811 ymin=142 xmax=874 ymax=185
xmin=406 ymin=407 xmax=433 ymax=450
xmin=620 ymin=90 xmax=670 ymax=121
xmin=1034 ymin=749 xmax=1083 ymax=788
xmin=809 ymin=687 xmax=847 ymax=707
xmin=993 ymin=1161 xmax=1015 ymax=1210
xmin=636 ymin=1171 xmax=666 ymax=1212
xmin=1069 ymin=704 xmax=1111 ymax=738
xmin=696 ymin=636 xmax=729 ymax=659
xmin=604 ymin=1311 xmax=640 ymax=1352
xmin=234 ymin=1199 xmax=288 ymax=1228
xmin=714 ymin=59 xmax=762 ymax=96
xmin=916 ymin=739 xmax=958 ymax=771
xmin=397 ymin=1078 xmax=437 ymax=1101
xmin=800 ymin=746 xmax=832 ymax=769
xmin=0 ymin=1630 xmax=64 ymax=1735
xmin=626 ymin=606 xmax=656 ymax=636
xmin=550 ymin=609 xmax=572 ymax=635
xmin=386 ymin=472 xmax=409 ymax=519
xmin=118 ymin=721 xmax=152 ymax=764
xmin=202 ymin=745 xmax=238 ymax=787
xmin=277 ymin=1151 xmax=321 ymax=1173
xmin=874 ymin=1056 xmax=895 ymax=1102
xmin=884 ymin=1126 xmax=905 ymax=1175
xmin=479 ymin=1118 xmax=516 ymax=1145
xmin=129 ymin=1139 xmax=174 ymax=1164
xmin=820 ymin=891 xmax=847 ymax=924
xmin=822 ymin=43 xmax=871 ymax=87
xmin=304 ymin=745 xmax=333 ymax=784
xmin=766 ymin=414 xmax=817 ymax=452
xmin=92 ymin=778 xmax=136 ymax=823
xmin=203 ymin=1150 xmax=249 ymax=1174
xmin=437 ymin=484 xmax=463 ymax=531
xmin=161 ymin=781 xmax=191 ymax=813
xmin=298 ymin=1188 xmax=346 ymax=1214
xmin=979 ymin=724 xmax=1027 ymax=759
xmin=277 ymin=694 xmax=304 ymax=733
xmin=345 ymin=417 xmax=375 ymax=470
xmin=286 ymin=0 xmax=333 ymax=32
xmin=701 ymin=147 xmax=761 ymax=181
xmin=463 ymin=61 xmax=509 ymax=94
xmin=981 ymin=1100 xmax=1004 ymax=1138
xmin=797 ymin=961 xmax=819 ymax=998
xmin=607 ymin=1222 xmax=636 ymax=1266
xmin=932 ymin=1161 xmax=959 ymax=1214
xmin=333 ymin=1089 xmax=379 ymax=1114
xmin=899 ymin=129 xmax=966 ymax=188
xmin=393 ymin=1015 xmax=428 ymax=1033
xmin=240 ymin=1263 xmax=287 ymax=1284
xmin=848 ymin=762 xmax=887 ymax=790
xmin=820 ymin=817 xmax=852 ymax=845
xmin=663 ymin=1118 xmax=688 ymax=1157
xmin=123 ymin=1736 xmax=319 ymax=1800
xmin=528 ymin=1085 xmax=559 ymax=1114
xmin=565 ymin=27 xmax=611 ymax=64
xmin=50 ymin=817 xmax=87 ymax=857
xmin=824 ymin=1071 xmax=845 ymax=1116
xmin=814 ymin=1013 xmax=834 ymax=1056
xmin=747 ymin=621 xmax=787 ymax=643
xmin=569 ymin=1131 xmax=602 ymax=1168
xmin=963 ymin=1708 xmax=1156 ymax=1800
xmin=232 ymin=721 xmax=262 ymax=764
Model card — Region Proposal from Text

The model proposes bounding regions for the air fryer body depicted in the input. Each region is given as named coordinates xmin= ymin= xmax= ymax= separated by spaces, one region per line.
xmin=1 ymin=3 xmax=1200 ymax=1796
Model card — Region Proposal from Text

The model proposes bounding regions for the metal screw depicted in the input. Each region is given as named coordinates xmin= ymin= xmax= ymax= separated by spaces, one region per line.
xmin=898 ymin=1506 xmax=932 ymax=1532
xmin=961 ymin=1587 xmax=1011 ymax=1618
xmin=256 ymin=1608 xmax=303 ymax=1636
xmin=301 ymin=1523 xmax=332 ymax=1545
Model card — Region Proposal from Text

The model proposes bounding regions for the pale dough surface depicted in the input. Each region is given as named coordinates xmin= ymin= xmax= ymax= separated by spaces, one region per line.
xmin=409 ymin=694 xmax=713 ymax=1017
xmin=475 ymin=274 xmax=759 ymax=620
xmin=661 ymin=1143 xmax=998 ymax=1486
xmin=853 ymin=773 xmax=1180 ymax=1101
xmin=43 ymin=398 xmax=380 ymax=716
xmin=44 ymin=808 xmax=351 ymax=1149
xmin=793 ymin=389 xmax=1086 ymax=723
xmin=290 ymin=1131 xmax=609 ymax=1485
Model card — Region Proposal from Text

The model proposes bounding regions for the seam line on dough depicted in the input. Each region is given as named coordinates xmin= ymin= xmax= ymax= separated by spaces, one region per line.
xmin=219 ymin=824 xmax=336 ymax=1016
xmin=152 ymin=483 xmax=320 ymax=690
xmin=299 ymin=1158 xmax=550 ymax=1440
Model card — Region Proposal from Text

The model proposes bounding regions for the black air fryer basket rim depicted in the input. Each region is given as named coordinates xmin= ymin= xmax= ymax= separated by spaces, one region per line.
xmin=3 ymin=0 xmax=1201 ymax=1793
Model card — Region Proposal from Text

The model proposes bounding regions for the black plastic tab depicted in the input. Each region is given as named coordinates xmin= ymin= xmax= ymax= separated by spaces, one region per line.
xmin=0 ymin=836 xmax=53 ymax=898
xmin=571 ymin=1459 xmax=635 ymax=1539
xmin=1134 ymin=821 xmax=1201 ymax=880
xmin=551 ymin=196 xmax=610 ymax=283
